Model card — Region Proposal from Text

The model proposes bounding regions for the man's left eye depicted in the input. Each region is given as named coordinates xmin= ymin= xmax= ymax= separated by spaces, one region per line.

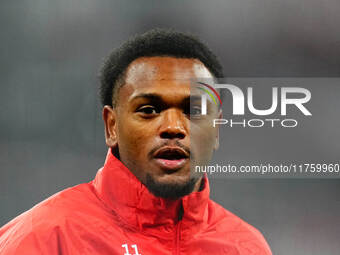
xmin=190 ymin=106 xmax=202 ymax=116
xmin=136 ymin=106 xmax=158 ymax=115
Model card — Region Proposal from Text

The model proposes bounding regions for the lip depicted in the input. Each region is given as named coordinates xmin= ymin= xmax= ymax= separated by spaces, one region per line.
xmin=153 ymin=158 xmax=189 ymax=171
xmin=153 ymin=146 xmax=189 ymax=171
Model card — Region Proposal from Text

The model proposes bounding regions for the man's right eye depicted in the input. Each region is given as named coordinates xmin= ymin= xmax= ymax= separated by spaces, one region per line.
xmin=136 ymin=106 xmax=158 ymax=115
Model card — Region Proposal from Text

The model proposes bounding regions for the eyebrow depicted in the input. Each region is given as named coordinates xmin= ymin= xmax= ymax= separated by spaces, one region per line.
xmin=131 ymin=93 xmax=163 ymax=102
xmin=131 ymin=93 xmax=201 ymax=101
xmin=130 ymin=93 xmax=204 ymax=107
xmin=190 ymin=95 xmax=203 ymax=101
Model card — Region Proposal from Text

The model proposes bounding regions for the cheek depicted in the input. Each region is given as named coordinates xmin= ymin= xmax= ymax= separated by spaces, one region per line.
xmin=190 ymin=123 xmax=217 ymax=163
xmin=116 ymin=118 xmax=154 ymax=157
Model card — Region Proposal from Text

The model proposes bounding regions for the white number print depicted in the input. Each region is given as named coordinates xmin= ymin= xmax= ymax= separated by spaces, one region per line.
xmin=121 ymin=244 xmax=141 ymax=255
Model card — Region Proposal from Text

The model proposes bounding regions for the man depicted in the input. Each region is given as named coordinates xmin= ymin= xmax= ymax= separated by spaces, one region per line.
xmin=0 ymin=29 xmax=272 ymax=254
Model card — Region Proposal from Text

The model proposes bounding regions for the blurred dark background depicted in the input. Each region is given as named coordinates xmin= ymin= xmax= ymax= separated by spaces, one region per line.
xmin=0 ymin=1 xmax=339 ymax=254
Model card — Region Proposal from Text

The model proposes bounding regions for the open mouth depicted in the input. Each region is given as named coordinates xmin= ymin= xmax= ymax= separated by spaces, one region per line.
xmin=153 ymin=147 xmax=189 ymax=171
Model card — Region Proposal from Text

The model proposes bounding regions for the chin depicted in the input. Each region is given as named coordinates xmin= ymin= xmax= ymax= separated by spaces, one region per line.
xmin=144 ymin=173 xmax=198 ymax=199
xmin=157 ymin=172 xmax=191 ymax=184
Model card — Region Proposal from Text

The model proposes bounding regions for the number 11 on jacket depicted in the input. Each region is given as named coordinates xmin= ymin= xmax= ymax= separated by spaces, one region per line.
xmin=122 ymin=244 xmax=142 ymax=255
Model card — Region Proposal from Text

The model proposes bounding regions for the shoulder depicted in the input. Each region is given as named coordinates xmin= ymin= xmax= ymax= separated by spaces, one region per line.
xmin=0 ymin=182 xmax=104 ymax=254
xmin=206 ymin=199 xmax=272 ymax=255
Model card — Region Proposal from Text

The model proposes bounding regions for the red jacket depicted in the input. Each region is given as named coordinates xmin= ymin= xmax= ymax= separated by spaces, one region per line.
xmin=0 ymin=149 xmax=272 ymax=254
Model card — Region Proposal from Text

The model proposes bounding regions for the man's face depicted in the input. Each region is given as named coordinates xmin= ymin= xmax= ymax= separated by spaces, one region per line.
xmin=103 ymin=56 xmax=219 ymax=199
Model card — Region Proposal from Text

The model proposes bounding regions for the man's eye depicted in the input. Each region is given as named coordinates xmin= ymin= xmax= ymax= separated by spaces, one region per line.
xmin=190 ymin=106 xmax=202 ymax=116
xmin=136 ymin=106 xmax=158 ymax=115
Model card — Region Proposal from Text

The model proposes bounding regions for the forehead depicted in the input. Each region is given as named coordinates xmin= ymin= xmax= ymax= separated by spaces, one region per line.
xmin=119 ymin=56 xmax=213 ymax=101
xmin=125 ymin=56 xmax=212 ymax=83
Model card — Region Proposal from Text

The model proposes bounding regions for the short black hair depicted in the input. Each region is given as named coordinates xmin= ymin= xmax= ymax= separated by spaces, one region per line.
xmin=99 ymin=28 xmax=224 ymax=107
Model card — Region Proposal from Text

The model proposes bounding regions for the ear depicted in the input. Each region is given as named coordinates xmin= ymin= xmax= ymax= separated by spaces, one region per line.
xmin=213 ymin=109 xmax=222 ymax=150
xmin=102 ymin=105 xmax=118 ymax=148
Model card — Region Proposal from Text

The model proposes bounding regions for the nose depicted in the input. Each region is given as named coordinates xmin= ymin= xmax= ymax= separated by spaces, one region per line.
xmin=159 ymin=108 xmax=187 ymax=140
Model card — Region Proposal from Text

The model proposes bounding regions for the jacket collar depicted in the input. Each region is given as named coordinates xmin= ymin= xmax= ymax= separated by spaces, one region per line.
xmin=92 ymin=148 xmax=210 ymax=239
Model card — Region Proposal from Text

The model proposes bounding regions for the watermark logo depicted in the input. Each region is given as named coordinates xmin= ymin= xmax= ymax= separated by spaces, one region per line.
xmin=194 ymin=82 xmax=312 ymax=128
xmin=196 ymin=82 xmax=222 ymax=115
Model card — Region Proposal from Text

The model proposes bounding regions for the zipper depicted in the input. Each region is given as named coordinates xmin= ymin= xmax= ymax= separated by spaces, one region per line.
xmin=174 ymin=201 xmax=183 ymax=255
xmin=175 ymin=220 xmax=181 ymax=255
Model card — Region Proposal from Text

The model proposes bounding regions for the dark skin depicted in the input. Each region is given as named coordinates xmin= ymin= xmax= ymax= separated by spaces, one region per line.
xmin=103 ymin=56 xmax=220 ymax=196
